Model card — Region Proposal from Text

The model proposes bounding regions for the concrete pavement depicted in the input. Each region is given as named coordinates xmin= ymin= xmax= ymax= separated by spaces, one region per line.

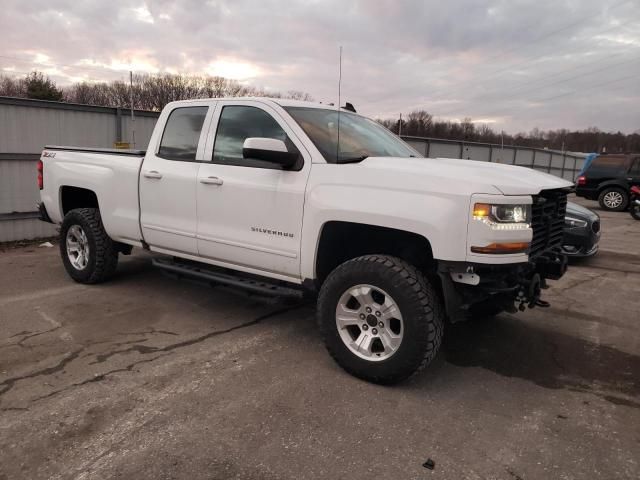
xmin=1 ymin=196 xmax=638 ymax=479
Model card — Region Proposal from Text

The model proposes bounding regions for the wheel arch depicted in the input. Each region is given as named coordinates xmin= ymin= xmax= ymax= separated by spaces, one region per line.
xmin=59 ymin=185 xmax=100 ymax=216
xmin=597 ymin=180 xmax=628 ymax=194
xmin=312 ymin=221 xmax=435 ymax=287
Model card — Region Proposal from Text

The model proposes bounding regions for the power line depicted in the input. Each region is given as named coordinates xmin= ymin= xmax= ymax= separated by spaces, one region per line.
xmin=475 ymin=0 xmax=632 ymax=67
xmin=367 ymin=3 xmax=636 ymax=109
xmin=418 ymin=17 xmax=638 ymax=108
xmin=434 ymin=54 xmax=640 ymax=117
xmin=437 ymin=73 xmax=638 ymax=122
xmin=536 ymin=72 xmax=638 ymax=102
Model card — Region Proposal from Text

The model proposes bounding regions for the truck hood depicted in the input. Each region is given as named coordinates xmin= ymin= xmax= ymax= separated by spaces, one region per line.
xmin=359 ymin=156 xmax=573 ymax=195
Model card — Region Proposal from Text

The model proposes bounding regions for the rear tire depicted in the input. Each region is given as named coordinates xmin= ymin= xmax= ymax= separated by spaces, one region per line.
xmin=60 ymin=208 xmax=118 ymax=284
xmin=631 ymin=202 xmax=640 ymax=220
xmin=598 ymin=187 xmax=628 ymax=211
xmin=317 ymin=255 xmax=444 ymax=384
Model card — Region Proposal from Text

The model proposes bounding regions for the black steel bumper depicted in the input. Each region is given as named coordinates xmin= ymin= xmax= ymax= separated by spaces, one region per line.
xmin=438 ymin=251 xmax=568 ymax=322
xmin=37 ymin=202 xmax=53 ymax=223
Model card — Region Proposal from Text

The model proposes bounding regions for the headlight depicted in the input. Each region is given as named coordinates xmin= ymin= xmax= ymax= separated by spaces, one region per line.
xmin=565 ymin=216 xmax=587 ymax=228
xmin=473 ymin=203 xmax=531 ymax=230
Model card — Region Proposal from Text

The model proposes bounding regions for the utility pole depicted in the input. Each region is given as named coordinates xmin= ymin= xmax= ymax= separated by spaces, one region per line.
xmin=398 ymin=113 xmax=402 ymax=136
xmin=129 ymin=71 xmax=136 ymax=148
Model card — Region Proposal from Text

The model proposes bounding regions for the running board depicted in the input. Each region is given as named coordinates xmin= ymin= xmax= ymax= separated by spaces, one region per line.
xmin=152 ymin=257 xmax=305 ymax=298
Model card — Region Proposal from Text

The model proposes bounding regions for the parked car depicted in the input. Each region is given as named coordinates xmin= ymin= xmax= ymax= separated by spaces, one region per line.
xmin=630 ymin=185 xmax=640 ymax=220
xmin=575 ymin=154 xmax=640 ymax=211
xmin=37 ymin=97 xmax=573 ymax=384
xmin=561 ymin=202 xmax=600 ymax=258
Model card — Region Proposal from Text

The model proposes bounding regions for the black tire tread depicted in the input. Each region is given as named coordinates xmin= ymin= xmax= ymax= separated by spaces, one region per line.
xmin=60 ymin=208 xmax=118 ymax=284
xmin=317 ymin=254 xmax=444 ymax=384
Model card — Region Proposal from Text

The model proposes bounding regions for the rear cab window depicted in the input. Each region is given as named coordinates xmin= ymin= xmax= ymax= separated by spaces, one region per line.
xmin=158 ymin=106 xmax=208 ymax=161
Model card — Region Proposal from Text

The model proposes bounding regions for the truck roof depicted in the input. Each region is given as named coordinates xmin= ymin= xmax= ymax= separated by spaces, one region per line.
xmin=167 ymin=97 xmax=343 ymax=111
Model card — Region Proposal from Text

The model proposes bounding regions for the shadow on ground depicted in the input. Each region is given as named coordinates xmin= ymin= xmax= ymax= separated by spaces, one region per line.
xmin=441 ymin=315 xmax=639 ymax=407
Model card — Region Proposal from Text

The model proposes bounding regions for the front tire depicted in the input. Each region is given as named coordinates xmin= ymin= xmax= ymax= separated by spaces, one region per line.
xmin=317 ymin=255 xmax=444 ymax=384
xmin=598 ymin=187 xmax=628 ymax=211
xmin=60 ymin=208 xmax=118 ymax=284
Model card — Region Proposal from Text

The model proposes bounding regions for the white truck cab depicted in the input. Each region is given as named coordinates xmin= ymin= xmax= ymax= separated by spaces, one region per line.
xmin=38 ymin=97 xmax=572 ymax=384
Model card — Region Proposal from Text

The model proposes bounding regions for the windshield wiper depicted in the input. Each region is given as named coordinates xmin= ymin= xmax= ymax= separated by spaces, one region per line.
xmin=337 ymin=155 xmax=369 ymax=164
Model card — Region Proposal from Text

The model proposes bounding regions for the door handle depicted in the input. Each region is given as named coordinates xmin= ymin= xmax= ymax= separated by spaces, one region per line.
xmin=200 ymin=176 xmax=224 ymax=186
xmin=143 ymin=170 xmax=163 ymax=179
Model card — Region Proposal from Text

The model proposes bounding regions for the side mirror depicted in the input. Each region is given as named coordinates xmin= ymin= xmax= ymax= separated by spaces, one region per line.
xmin=242 ymin=138 xmax=298 ymax=168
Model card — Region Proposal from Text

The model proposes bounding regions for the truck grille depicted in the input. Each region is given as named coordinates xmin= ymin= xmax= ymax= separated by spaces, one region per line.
xmin=530 ymin=189 xmax=568 ymax=257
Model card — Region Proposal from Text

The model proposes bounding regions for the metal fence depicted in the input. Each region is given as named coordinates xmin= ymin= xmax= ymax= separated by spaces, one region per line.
xmin=0 ymin=97 xmax=587 ymax=242
xmin=0 ymin=97 xmax=159 ymax=242
xmin=401 ymin=135 xmax=587 ymax=181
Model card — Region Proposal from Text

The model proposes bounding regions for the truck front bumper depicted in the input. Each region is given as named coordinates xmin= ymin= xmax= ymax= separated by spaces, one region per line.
xmin=437 ymin=251 xmax=568 ymax=322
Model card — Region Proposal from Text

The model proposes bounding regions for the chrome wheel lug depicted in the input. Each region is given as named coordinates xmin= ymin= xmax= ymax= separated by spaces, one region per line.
xmin=362 ymin=324 xmax=369 ymax=331
xmin=359 ymin=313 xmax=365 ymax=320
xmin=378 ymin=321 xmax=384 ymax=328
xmin=372 ymin=328 xmax=378 ymax=335
xmin=365 ymin=307 xmax=372 ymax=313
xmin=375 ymin=311 xmax=381 ymax=317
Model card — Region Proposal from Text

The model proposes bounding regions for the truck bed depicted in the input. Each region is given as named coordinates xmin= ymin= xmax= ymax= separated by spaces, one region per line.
xmin=40 ymin=146 xmax=145 ymax=246
xmin=45 ymin=145 xmax=146 ymax=157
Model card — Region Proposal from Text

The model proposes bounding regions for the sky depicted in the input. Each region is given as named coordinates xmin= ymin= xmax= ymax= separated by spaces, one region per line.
xmin=1 ymin=0 xmax=639 ymax=134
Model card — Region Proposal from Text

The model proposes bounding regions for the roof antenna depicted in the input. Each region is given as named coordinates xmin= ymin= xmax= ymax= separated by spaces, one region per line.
xmin=336 ymin=45 xmax=342 ymax=162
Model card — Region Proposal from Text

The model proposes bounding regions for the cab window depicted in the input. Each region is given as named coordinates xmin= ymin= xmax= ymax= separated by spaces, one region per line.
xmin=158 ymin=107 xmax=208 ymax=161
xmin=212 ymin=105 xmax=298 ymax=169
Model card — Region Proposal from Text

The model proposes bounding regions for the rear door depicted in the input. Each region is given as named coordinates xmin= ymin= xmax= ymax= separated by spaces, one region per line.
xmin=139 ymin=103 xmax=213 ymax=254
xmin=195 ymin=100 xmax=311 ymax=281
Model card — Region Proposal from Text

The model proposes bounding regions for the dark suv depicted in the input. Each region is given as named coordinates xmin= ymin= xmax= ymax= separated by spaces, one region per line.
xmin=575 ymin=154 xmax=640 ymax=211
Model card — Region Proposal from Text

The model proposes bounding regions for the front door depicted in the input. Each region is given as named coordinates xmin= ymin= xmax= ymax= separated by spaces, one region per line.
xmin=196 ymin=101 xmax=311 ymax=280
xmin=139 ymin=104 xmax=210 ymax=255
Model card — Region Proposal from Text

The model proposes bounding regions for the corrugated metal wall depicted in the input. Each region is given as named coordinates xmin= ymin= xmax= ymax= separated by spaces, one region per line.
xmin=0 ymin=97 xmax=159 ymax=242
xmin=401 ymin=135 xmax=586 ymax=181
xmin=1 ymin=97 xmax=586 ymax=242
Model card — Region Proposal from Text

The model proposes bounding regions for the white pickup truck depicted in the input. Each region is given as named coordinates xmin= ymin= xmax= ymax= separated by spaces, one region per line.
xmin=38 ymin=97 xmax=572 ymax=384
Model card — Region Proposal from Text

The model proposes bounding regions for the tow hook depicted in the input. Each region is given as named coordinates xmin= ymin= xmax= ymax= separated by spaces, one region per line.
xmin=514 ymin=273 xmax=550 ymax=311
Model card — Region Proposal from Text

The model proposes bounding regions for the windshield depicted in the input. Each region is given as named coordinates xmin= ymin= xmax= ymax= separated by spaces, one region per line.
xmin=284 ymin=107 xmax=419 ymax=163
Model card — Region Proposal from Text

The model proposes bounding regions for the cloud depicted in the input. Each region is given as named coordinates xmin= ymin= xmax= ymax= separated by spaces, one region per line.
xmin=0 ymin=0 xmax=638 ymax=133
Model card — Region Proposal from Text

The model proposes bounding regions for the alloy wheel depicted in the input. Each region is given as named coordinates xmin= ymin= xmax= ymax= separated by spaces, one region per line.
xmin=66 ymin=225 xmax=90 ymax=270
xmin=335 ymin=284 xmax=404 ymax=361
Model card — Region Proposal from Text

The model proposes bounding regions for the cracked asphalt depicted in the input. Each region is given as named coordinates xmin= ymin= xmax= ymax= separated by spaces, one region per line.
xmin=1 ymin=196 xmax=639 ymax=480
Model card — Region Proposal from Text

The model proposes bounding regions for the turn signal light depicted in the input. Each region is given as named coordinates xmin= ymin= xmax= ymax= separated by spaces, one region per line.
xmin=37 ymin=159 xmax=43 ymax=190
xmin=471 ymin=242 xmax=530 ymax=254
xmin=473 ymin=203 xmax=491 ymax=219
